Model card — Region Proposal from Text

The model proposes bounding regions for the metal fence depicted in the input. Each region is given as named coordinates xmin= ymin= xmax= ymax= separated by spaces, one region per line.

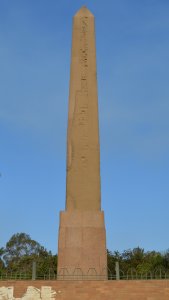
xmin=1 ymin=263 xmax=169 ymax=281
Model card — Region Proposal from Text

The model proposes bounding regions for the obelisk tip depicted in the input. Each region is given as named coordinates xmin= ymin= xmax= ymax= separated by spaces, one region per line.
xmin=74 ymin=6 xmax=94 ymax=17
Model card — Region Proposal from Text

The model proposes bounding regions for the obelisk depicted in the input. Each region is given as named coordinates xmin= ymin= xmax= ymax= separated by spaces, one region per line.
xmin=57 ymin=6 xmax=107 ymax=279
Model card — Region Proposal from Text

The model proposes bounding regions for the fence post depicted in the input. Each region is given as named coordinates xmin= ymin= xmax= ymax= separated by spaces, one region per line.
xmin=115 ymin=262 xmax=120 ymax=280
xmin=32 ymin=261 xmax=36 ymax=280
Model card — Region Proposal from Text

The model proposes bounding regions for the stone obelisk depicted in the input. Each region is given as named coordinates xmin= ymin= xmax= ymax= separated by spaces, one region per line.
xmin=57 ymin=6 xmax=107 ymax=279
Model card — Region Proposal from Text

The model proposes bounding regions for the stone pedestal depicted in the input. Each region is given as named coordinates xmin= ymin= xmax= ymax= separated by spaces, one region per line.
xmin=57 ymin=211 xmax=107 ymax=280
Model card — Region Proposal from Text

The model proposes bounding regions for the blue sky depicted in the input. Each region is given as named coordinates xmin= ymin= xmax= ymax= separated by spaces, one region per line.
xmin=0 ymin=0 xmax=169 ymax=254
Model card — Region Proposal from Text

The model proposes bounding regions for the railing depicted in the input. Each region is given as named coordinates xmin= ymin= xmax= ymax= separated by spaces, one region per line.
xmin=1 ymin=264 xmax=169 ymax=281
xmin=0 ymin=272 xmax=57 ymax=281
xmin=108 ymin=269 xmax=169 ymax=280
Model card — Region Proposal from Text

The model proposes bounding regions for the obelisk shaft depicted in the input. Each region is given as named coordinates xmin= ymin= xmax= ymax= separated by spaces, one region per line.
xmin=66 ymin=7 xmax=101 ymax=211
xmin=57 ymin=7 xmax=107 ymax=278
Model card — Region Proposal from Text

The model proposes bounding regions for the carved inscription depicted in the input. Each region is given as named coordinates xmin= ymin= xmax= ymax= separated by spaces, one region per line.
xmin=78 ymin=17 xmax=89 ymax=169
xmin=66 ymin=8 xmax=101 ymax=210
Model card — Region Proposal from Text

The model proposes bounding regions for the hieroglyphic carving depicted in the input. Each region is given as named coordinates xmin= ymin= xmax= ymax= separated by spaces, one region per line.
xmin=68 ymin=17 xmax=89 ymax=171
xmin=80 ymin=16 xmax=88 ymax=88
xmin=65 ymin=7 xmax=101 ymax=210
xmin=0 ymin=287 xmax=59 ymax=300
xmin=78 ymin=17 xmax=89 ymax=169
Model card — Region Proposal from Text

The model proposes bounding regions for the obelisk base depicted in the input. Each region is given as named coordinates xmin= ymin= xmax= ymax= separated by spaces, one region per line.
xmin=57 ymin=211 xmax=107 ymax=280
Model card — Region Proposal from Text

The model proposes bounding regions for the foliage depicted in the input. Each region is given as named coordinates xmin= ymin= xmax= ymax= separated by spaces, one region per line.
xmin=107 ymin=247 xmax=169 ymax=275
xmin=1 ymin=233 xmax=57 ymax=275
xmin=163 ymin=249 xmax=169 ymax=269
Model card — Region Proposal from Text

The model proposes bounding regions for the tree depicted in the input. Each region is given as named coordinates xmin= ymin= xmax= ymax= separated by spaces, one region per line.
xmin=163 ymin=249 xmax=169 ymax=269
xmin=3 ymin=233 xmax=57 ymax=274
xmin=107 ymin=250 xmax=121 ymax=274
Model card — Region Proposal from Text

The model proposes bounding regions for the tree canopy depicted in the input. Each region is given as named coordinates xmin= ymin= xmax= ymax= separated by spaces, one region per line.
xmin=1 ymin=233 xmax=57 ymax=276
xmin=107 ymin=247 xmax=169 ymax=275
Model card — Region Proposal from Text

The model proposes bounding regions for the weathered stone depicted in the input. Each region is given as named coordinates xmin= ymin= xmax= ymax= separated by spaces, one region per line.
xmin=66 ymin=6 xmax=101 ymax=211
xmin=57 ymin=211 xmax=107 ymax=278
xmin=57 ymin=6 xmax=107 ymax=278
